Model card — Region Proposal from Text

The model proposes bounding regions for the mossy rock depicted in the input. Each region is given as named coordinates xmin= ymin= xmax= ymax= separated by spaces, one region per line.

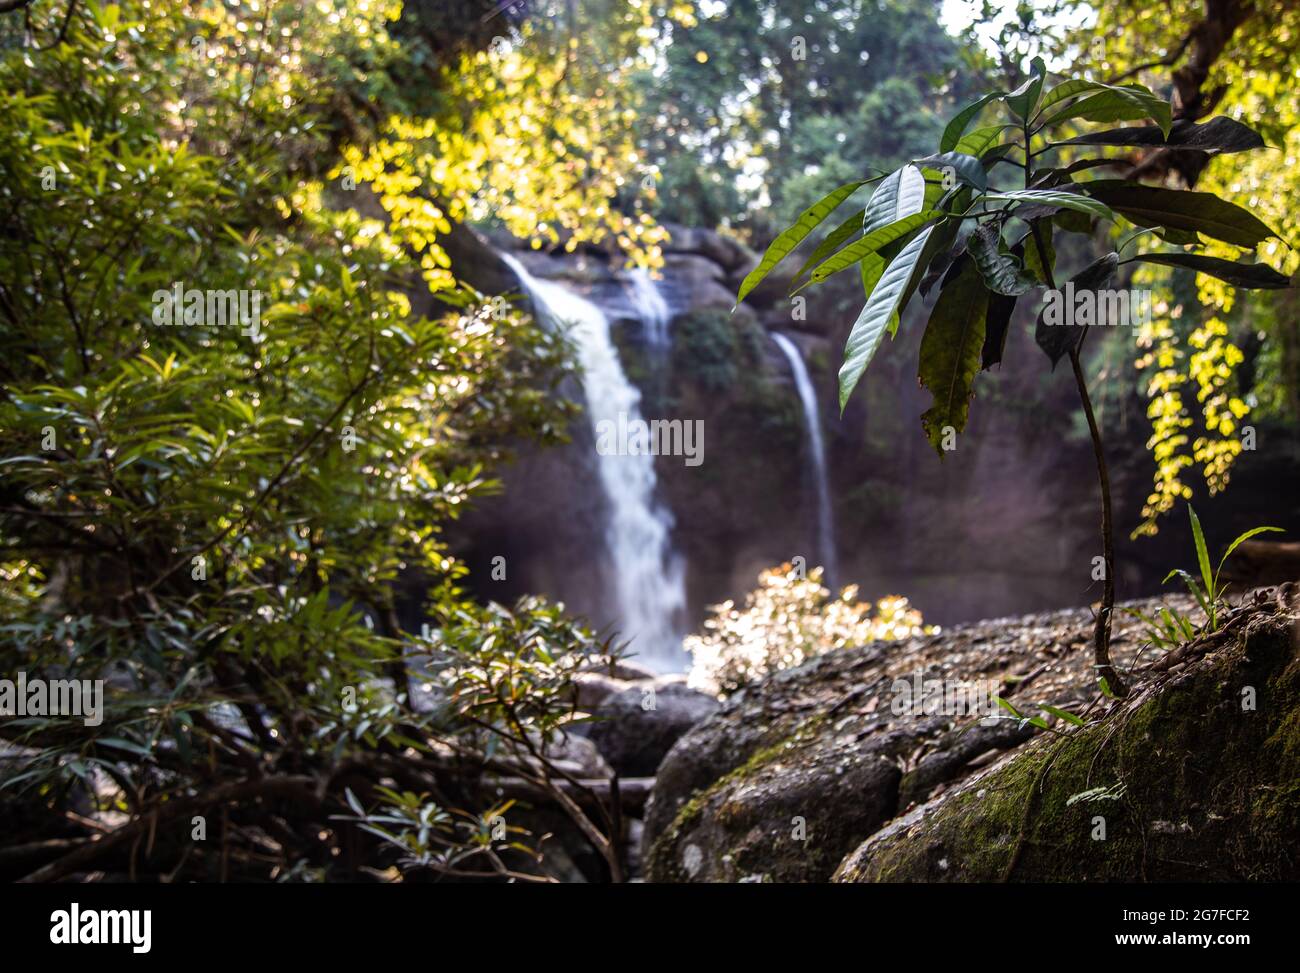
xmin=835 ymin=601 xmax=1300 ymax=881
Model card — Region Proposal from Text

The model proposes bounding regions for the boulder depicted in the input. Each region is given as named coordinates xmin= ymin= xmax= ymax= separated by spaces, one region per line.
xmin=661 ymin=223 xmax=755 ymax=274
xmin=836 ymin=590 xmax=1300 ymax=881
xmin=643 ymin=593 xmax=1230 ymax=882
xmin=583 ymin=681 xmax=721 ymax=777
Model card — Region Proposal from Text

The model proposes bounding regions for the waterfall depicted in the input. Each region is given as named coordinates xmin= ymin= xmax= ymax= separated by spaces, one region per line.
xmin=771 ymin=332 xmax=838 ymax=587
xmin=624 ymin=268 xmax=672 ymax=351
xmin=501 ymin=253 xmax=687 ymax=669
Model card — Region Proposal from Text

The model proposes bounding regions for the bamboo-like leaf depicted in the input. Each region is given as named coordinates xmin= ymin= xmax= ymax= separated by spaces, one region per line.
xmin=918 ymin=259 xmax=989 ymax=452
xmin=735 ymin=179 xmax=869 ymax=304
xmin=1217 ymin=526 xmax=1284 ymax=584
xmin=1187 ymin=505 xmax=1214 ymax=603
xmin=1038 ymin=704 xmax=1086 ymax=727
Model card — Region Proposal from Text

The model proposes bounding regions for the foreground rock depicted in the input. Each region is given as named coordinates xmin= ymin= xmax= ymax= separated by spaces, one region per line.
xmin=584 ymin=680 xmax=721 ymax=777
xmin=644 ymin=590 xmax=1300 ymax=882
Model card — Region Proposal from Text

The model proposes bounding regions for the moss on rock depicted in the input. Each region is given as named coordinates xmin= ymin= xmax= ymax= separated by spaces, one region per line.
xmin=835 ymin=605 xmax=1300 ymax=881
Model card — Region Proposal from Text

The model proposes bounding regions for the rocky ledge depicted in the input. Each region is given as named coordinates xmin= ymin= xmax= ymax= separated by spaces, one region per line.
xmin=643 ymin=587 xmax=1300 ymax=882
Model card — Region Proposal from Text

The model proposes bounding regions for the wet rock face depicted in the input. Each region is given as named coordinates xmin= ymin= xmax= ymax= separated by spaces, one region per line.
xmin=643 ymin=594 xmax=1246 ymax=883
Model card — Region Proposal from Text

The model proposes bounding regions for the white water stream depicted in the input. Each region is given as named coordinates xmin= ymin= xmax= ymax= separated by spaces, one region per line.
xmin=771 ymin=332 xmax=838 ymax=586
xmin=501 ymin=254 xmax=687 ymax=668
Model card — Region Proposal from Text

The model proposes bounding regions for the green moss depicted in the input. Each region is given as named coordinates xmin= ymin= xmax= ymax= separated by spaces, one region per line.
xmin=840 ymin=613 xmax=1300 ymax=882
xmin=646 ymin=712 xmax=829 ymax=881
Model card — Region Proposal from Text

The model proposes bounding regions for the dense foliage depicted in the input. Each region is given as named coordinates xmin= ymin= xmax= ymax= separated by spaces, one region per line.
xmin=0 ymin=0 xmax=659 ymax=883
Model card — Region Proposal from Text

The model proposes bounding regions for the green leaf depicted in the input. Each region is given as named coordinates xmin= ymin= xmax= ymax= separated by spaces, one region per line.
xmin=865 ymin=165 xmax=927 ymax=235
xmin=918 ymin=259 xmax=989 ymax=453
xmin=1188 ymin=505 xmax=1213 ymax=597
xmin=982 ymin=291 xmax=1018 ymax=370
xmin=980 ymin=188 xmax=1118 ymax=222
xmin=941 ymin=92 xmax=1003 ymax=152
xmin=735 ymin=179 xmax=869 ymax=304
xmin=1127 ymin=252 xmax=1291 ymax=289
xmin=912 ymin=152 xmax=988 ymax=192
xmin=808 ymin=211 xmax=940 ymax=284
xmin=838 ymin=226 xmax=937 ymax=411
xmin=966 ymin=223 xmax=1038 ymax=296
xmin=1022 ymin=220 xmax=1056 ymax=284
xmin=954 ymin=124 xmax=1015 ymax=160
xmin=1038 ymin=703 xmax=1086 ymax=727
xmin=1039 ymin=83 xmax=1172 ymax=136
xmin=1218 ymin=526 xmax=1284 ymax=580
xmin=1035 ymin=78 xmax=1106 ymax=116
xmin=1034 ymin=252 xmax=1119 ymax=368
xmin=1078 ymin=180 xmax=1283 ymax=248
xmin=1004 ymin=57 xmax=1047 ymax=121
xmin=994 ymin=695 xmax=1024 ymax=719
xmin=791 ymin=207 xmax=866 ymax=289
xmin=1059 ymin=116 xmax=1263 ymax=155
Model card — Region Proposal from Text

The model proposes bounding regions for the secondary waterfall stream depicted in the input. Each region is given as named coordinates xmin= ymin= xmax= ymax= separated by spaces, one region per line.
xmin=771 ymin=332 xmax=838 ymax=587
xmin=501 ymin=254 xmax=688 ymax=669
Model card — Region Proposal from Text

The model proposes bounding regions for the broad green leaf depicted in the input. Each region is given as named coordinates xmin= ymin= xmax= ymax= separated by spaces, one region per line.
xmin=838 ymin=227 xmax=936 ymax=411
xmin=954 ymin=124 xmax=1014 ymax=159
xmin=858 ymin=251 xmax=885 ymax=301
xmin=1079 ymin=180 xmax=1283 ymax=248
xmin=981 ymin=188 xmax=1118 ymax=222
xmin=1127 ymin=252 xmax=1291 ymax=289
xmin=735 ymin=179 xmax=868 ymax=304
xmin=791 ymin=207 xmax=866 ymax=289
xmin=809 ymin=211 xmax=940 ymax=283
xmin=1035 ymin=78 xmax=1106 ymax=115
xmin=1039 ymin=84 xmax=1172 ymax=136
xmin=1004 ymin=57 xmax=1047 ymax=121
xmin=864 ymin=165 xmax=927 ymax=236
xmin=918 ymin=259 xmax=989 ymax=452
xmin=941 ymin=92 xmax=1003 ymax=152
xmin=1059 ymin=116 xmax=1262 ymax=154
xmin=912 ymin=152 xmax=987 ymax=192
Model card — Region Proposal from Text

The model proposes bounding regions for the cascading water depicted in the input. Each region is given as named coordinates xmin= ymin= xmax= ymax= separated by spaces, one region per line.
xmin=771 ymin=332 xmax=838 ymax=587
xmin=501 ymin=253 xmax=687 ymax=669
xmin=624 ymin=268 xmax=672 ymax=351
